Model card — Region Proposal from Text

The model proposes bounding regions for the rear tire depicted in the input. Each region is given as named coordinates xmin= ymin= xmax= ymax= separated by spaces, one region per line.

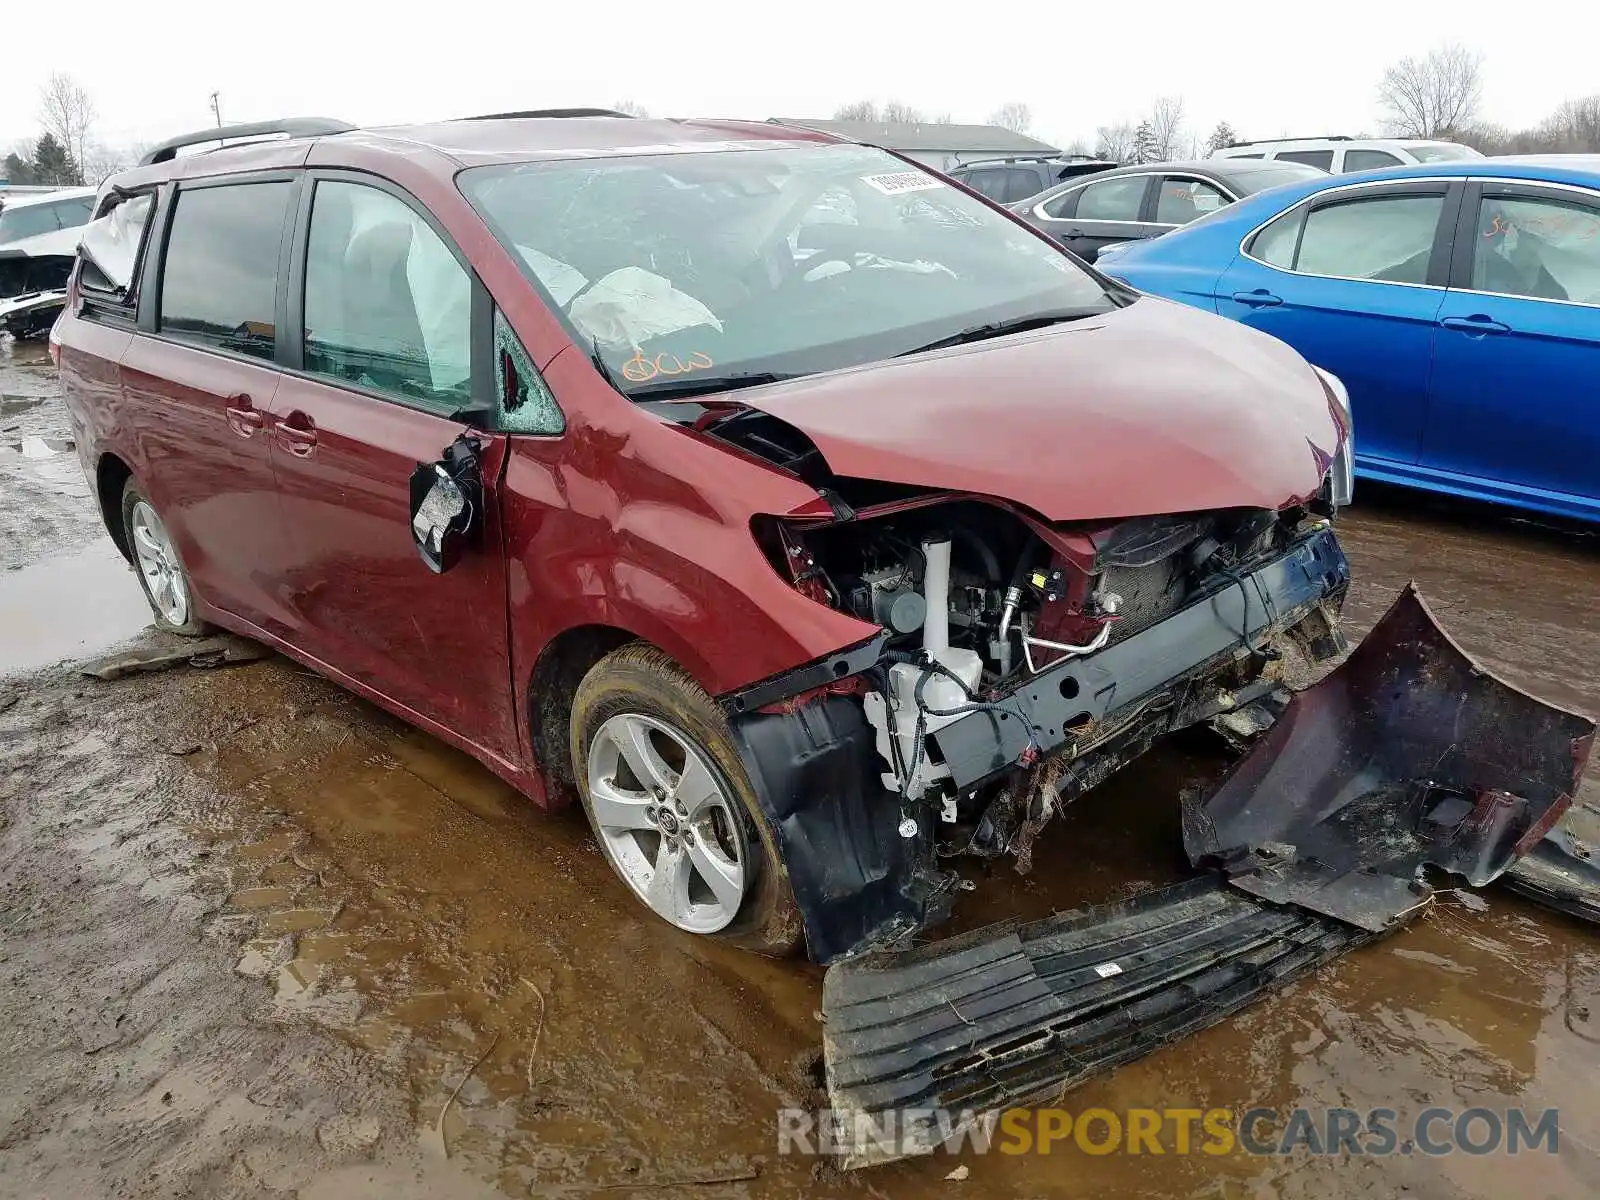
xmin=120 ymin=478 xmax=210 ymax=636
xmin=570 ymin=642 xmax=803 ymax=957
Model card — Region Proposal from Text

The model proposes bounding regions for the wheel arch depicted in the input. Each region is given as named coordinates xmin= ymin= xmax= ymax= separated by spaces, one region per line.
xmin=96 ymin=452 xmax=134 ymax=563
xmin=525 ymin=623 xmax=642 ymax=809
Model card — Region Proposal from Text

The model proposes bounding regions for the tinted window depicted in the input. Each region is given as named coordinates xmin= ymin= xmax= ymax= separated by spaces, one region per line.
xmin=1472 ymin=195 xmax=1600 ymax=305
xmin=303 ymin=181 xmax=472 ymax=412
xmin=1156 ymin=179 xmax=1230 ymax=224
xmin=960 ymin=168 xmax=1009 ymax=200
xmin=1343 ymin=149 xmax=1403 ymax=172
xmin=1249 ymin=209 xmax=1304 ymax=268
xmin=1040 ymin=186 xmax=1078 ymax=218
xmin=1075 ymin=176 xmax=1146 ymax=221
xmin=1001 ymin=168 xmax=1044 ymax=203
xmin=1296 ymin=193 xmax=1444 ymax=283
xmin=1276 ymin=150 xmax=1336 ymax=170
xmin=159 ymin=182 xmax=292 ymax=360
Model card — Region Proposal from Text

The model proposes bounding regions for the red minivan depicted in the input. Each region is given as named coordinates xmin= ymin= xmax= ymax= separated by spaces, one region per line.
xmin=57 ymin=110 xmax=1359 ymax=949
xmin=62 ymin=111 xmax=1587 ymax=1149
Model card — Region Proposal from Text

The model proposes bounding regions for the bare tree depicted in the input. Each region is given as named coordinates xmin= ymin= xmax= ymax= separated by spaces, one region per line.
xmin=1094 ymin=122 xmax=1137 ymax=163
xmin=1377 ymin=43 xmax=1483 ymax=138
xmin=987 ymin=102 xmax=1032 ymax=134
xmin=38 ymin=72 xmax=96 ymax=181
xmin=80 ymin=141 xmax=132 ymax=186
xmin=833 ymin=100 xmax=879 ymax=121
xmin=881 ymin=100 xmax=928 ymax=124
xmin=612 ymin=99 xmax=649 ymax=118
xmin=1148 ymin=96 xmax=1186 ymax=161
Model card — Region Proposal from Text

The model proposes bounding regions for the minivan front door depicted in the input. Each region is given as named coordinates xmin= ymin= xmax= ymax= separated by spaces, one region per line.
xmin=267 ymin=175 xmax=521 ymax=764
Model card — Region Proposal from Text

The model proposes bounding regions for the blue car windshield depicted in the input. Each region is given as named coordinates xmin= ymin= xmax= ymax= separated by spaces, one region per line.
xmin=459 ymin=144 xmax=1114 ymax=392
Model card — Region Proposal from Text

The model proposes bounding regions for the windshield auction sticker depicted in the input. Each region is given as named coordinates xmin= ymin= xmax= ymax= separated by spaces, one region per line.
xmin=861 ymin=171 xmax=946 ymax=196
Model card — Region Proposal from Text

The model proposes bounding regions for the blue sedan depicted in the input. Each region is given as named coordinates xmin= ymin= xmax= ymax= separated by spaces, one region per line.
xmin=1097 ymin=156 xmax=1600 ymax=522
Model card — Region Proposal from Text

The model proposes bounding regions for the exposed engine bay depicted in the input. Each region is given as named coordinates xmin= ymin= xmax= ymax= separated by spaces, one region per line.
xmin=747 ymin=494 xmax=1348 ymax=867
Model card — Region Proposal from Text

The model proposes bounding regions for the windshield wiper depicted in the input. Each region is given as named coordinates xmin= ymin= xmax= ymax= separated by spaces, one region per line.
xmin=624 ymin=371 xmax=796 ymax=401
xmin=895 ymin=309 xmax=1100 ymax=358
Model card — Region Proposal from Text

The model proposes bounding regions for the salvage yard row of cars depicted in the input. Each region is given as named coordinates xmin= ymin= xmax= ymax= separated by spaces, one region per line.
xmin=35 ymin=111 xmax=1600 ymax=1165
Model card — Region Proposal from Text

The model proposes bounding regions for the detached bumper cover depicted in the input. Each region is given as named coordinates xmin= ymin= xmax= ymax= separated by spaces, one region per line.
xmin=1184 ymin=584 xmax=1595 ymax=932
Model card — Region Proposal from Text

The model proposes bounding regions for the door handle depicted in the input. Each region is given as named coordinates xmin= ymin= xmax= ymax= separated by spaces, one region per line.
xmin=1232 ymin=290 xmax=1283 ymax=308
xmin=1440 ymin=315 xmax=1510 ymax=335
xmin=274 ymin=413 xmax=318 ymax=457
xmin=224 ymin=394 xmax=264 ymax=438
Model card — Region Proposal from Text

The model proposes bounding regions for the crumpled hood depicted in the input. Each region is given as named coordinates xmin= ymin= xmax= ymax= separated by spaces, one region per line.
xmin=737 ymin=297 xmax=1341 ymax=522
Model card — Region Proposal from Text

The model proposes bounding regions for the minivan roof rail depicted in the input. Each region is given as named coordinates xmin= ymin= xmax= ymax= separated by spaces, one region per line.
xmin=139 ymin=118 xmax=356 ymax=165
xmin=465 ymin=108 xmax=635 ymax=121
xmin=1225 ymin=135 xmax=1353 ymax=149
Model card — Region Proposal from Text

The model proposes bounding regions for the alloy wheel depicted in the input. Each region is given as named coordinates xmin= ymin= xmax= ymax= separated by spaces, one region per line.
xmin=586 ymin=712 xmax=748 ymax=934
xmin=129 ymin=500 xmax=190 ymax=627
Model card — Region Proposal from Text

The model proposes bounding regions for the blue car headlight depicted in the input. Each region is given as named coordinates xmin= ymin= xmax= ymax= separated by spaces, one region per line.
xmin=1313 ymin=366 xmax=1354 ymax=508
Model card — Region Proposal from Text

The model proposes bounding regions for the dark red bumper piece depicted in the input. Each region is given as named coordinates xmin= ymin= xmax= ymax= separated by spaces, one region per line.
xmin=1184 ymin=583 xmax=1596 ymax=931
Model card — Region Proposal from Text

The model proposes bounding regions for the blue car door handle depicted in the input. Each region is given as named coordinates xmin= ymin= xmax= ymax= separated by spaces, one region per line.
xmin=1440 ymin=315 xmax=1511 ymax=335
xmin=1232 ymin=290 xmax=1282 ymax=308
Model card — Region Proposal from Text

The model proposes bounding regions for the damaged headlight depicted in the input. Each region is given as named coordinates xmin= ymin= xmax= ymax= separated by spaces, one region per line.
xmin=1314 ymin=366 xmax=1354 ymax=509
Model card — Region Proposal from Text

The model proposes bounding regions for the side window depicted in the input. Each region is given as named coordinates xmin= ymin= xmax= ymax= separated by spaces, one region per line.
xmin=1344 ymin=149 xmax=1403 ymax=172
xmin=1040 ymin=187 xmax=1079 ymax=219
xmin=1002 ymin=169 xmax=1043 ymax=203
xmin=1249 ymin=208 xmax=1305 ymax=268
xmin=960 ymin=169 xmax=1008 ymax=200
xmin=159 ymin=181 xmax=293 ymax=361
xmin=1075 ymin=177 xmax=1147 ymax=221
xmin=1296 ymin=193 xmax=1444 ymax=283
xmin=54 ymin=196 xmax=94 ymax=229
xmin=0 ymin=201 xmax=66 ymax=244
xmin=302 ymin=181 xmax=472 ymax=413
xmin=1473 ymin=195 xmax=1600 ymax=305
xmin=1156 ymin=179 xmax=1230 ymax=225
xmin=1277 ymin=150 xmax=1336 ymax=171
xmin=494 ymin=310 xmax=564 ymax=435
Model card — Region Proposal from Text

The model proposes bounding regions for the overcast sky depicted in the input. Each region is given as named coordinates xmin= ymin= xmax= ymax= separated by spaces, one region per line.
xmin=5 ymin=0 xmax=1591 ymax=157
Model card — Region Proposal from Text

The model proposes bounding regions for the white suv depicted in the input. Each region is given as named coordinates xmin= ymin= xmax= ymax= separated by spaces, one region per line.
xmin=1210 ymin=137 xmax=1482 ymax=174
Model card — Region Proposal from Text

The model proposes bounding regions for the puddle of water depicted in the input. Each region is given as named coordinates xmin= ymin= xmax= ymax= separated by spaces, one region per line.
xmin=0 ymin=540 xmax=152 ymax=674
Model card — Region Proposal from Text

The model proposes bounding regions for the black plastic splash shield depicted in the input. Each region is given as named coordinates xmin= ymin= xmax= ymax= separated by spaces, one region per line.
xmin=821 ymin=876 xmax=1374 ymax=1166
xmin=1183 ymin=583 xmax=1596 ymax=932
xmin=1502 ymin=819 xmax=1600 ymax=924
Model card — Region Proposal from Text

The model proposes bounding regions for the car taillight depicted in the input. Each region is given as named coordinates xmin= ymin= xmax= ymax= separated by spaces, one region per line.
xmin=47 ymin=324 xmax=62 ymax=367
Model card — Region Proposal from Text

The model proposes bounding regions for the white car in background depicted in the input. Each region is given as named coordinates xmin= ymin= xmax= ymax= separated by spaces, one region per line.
xmin=0 ymin=186 xmax=96 ymax=338
xmin=1211 ymin=136 xmax=1482 ymax=173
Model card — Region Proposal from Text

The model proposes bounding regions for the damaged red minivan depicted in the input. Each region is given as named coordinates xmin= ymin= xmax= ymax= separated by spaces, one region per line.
xmin=56 ymin=112 xmax=1594 ymax=1160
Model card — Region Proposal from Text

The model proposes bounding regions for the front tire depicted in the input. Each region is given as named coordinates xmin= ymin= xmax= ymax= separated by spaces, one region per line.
xmin=569 ymin=643 xmax=802 ymax=957
xmin=120 ymin=478 xmax=210 ymax=636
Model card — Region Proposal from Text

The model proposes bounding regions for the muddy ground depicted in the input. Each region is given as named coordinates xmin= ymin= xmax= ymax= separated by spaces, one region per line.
xmin=2 ymin=334 xmax=1598 ymax=1199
